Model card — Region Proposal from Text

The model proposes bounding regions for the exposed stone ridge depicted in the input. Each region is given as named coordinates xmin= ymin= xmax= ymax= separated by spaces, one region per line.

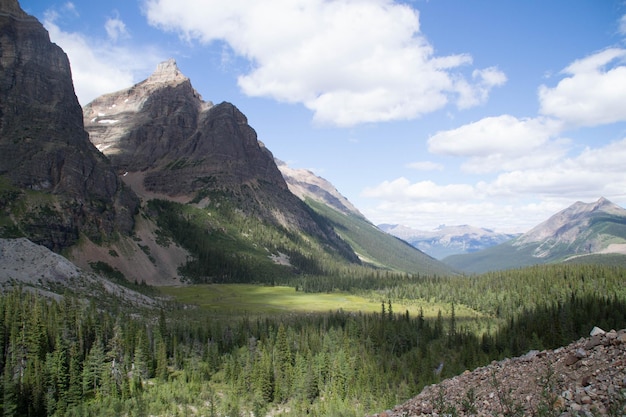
xmin=516 ymin=197 xmax=626 ymax=246
xmin=276 ymin=158 xmax=366 ymax=219
xmin=0 ymin=238 xmax=157 ymax=307
xmin=370 ymin=327 xmax=626 ymax=417
xmin=146 ymin=58 xmax=188 ymax=85
xmin=84 ymin=61 xmax=359 ymax=259
xmin=0 ymin=0 xmax=31 ymax=19
xmin=84 ymin=59 xmax=212 ymax=170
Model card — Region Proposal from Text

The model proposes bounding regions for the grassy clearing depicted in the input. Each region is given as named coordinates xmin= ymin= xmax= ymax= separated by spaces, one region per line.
xmin=159 ymin=284 xmax=486 ymax=321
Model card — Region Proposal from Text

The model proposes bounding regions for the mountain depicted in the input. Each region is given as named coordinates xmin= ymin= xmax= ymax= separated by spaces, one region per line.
xmin=378 ymin=223 xmax=519 ymax=259
xmin=0 ymin=0 xmax=138 ymax=251
xmin=277 ymin=162 xmax=455 ymax=275
xmin=276 ymin=159 xmax=365 ymax=218
xmin=277 ymin=161 xmax=454 ymax=274
xmin=1 ymin=0 xmax=448 ymax=286
xmin=444 ymin=197 xmax=626 ymax=273
xmin=83 ymin=60 xmax=353 ymax=252
xmin=81 ymin=59 xmax=387 ymax=282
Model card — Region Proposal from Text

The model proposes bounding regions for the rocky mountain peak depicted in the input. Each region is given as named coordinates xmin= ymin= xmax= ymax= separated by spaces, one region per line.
xmin=0 ymin=0 xmax=29 ymax=17
xmin=84 ymin=65 xmax=357 ymax=252
xmin=146 ymin=58 xmax=188 ymax=86
xmin=516 ymin=197 xmax=626 ymax=246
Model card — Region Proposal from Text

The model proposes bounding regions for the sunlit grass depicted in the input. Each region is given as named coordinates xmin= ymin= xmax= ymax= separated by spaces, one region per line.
xmin=159 ymin=284 xmax=486 ymax=321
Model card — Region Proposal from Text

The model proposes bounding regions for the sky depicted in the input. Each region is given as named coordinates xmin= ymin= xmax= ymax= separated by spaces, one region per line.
xmin=23 ymin=0 xmax=626 ymax=233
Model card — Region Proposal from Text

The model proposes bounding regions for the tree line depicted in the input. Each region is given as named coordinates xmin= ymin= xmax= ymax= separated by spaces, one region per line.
xmin=1 ymin=263 xmax=625 ymax=416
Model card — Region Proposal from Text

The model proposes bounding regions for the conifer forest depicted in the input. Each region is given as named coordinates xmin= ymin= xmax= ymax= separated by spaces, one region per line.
xmin=1 ymin=264 xmax=625 ymax=416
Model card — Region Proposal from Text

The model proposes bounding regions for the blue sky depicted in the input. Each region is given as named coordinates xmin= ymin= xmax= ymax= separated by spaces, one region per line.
xmin=24 ymin=0 xmax=626 ymax=233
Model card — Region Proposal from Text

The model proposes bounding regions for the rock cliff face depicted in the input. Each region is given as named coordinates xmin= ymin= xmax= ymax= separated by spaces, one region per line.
xmin=0 ymin=0 xmax=138 ymax=251
xmin=84 ymin=60 xmax=356 ymax=257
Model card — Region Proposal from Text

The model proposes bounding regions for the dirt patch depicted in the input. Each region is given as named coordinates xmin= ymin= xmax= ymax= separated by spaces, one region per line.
xmin=69 ymin=213 xmax=189 ymax=286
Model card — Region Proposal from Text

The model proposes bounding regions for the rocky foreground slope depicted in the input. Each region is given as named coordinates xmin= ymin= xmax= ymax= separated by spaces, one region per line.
xmin=371 ymin=328 xmax=626 ymax=417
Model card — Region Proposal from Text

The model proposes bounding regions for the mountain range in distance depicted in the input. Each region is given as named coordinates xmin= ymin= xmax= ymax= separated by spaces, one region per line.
xmin=443 ymin=197 xmax=626 ymax=273
xmin=378 ymin=223 xmax=520 ymax=260
xmin=273 ymin=158 xmax=626 ymax=274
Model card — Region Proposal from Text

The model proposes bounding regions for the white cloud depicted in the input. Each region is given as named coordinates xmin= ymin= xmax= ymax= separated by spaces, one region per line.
xmin=105 ymin=16 xmax=130 ymax=42
xmin=426 ymin=115 xmax=565 ymax=173
xmin=538 ymin=48 xmax=626 ymax=126
xmin=362 ymin=138 xmax=626 ymax=232
xmin=144 ymin=0 xmax=505 ymax=126
xmin=362 ymin=177 xmax=476 ymax=201
xmin=63 ymin=2 xmax=79 ymax=17
xmin=428 ymin=115 xmax=558 ymax=157
xmin=43 ymin=12 xmax=163 ymax=105
xmin=406 ymin=161 xmax=444 ymax=171
xmin=456 ymin=66 xmax=507 ymax=109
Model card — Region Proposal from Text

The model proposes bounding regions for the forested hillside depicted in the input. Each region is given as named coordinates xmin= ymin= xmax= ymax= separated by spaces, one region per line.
xmin=1 ymin=263 xmax=625 ymax=416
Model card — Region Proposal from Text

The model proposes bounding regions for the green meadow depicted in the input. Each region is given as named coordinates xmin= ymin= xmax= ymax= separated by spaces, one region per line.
xmin=158 ymin=283 xmax=484 ymax=320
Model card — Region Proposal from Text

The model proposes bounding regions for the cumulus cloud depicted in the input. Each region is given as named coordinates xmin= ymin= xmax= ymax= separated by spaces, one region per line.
xmin=456 ymin=66 xmax=507 ymax=109
xmin=144 ymin=0 xmax=505 ymax=126
xmin=426 ymin=115 xmax=565 ymax=173
xmin=538 ymin=48 xmax=626 ymax=126
xmin=362 ymin=138 xmax=626 ymax=231
xmin=43 ymin=11 xmax=163 ymax=105
xmin=362 ymin=178 xmax=476 ymax=201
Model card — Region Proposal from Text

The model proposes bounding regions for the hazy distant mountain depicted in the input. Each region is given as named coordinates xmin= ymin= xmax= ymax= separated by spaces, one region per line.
xmin=276 ymin=160 xmax=365 ymax=219
xmin=444 ymin=197 xmax=626 ymax=273
xmin=378 ymin=224 xmax=519 ymax=260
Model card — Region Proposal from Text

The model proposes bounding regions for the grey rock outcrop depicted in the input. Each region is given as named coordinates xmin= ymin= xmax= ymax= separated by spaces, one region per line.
xmin=0 ymin=0 xmax=138 ymax=250
xmin=371 ymin=328 xmax=626 ymax=416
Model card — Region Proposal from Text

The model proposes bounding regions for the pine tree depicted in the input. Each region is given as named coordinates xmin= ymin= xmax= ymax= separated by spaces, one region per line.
xmin=82 ymin=338 xmax=105 ymax=398
xmin=67 ymin=342 xmax=82 ymax=407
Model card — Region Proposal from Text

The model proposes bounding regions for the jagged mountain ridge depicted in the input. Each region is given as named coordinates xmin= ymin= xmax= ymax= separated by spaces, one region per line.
xmin=84 ymin=59 xmax=287 ymax=195
xmin=0 ymin=0 xmax=138 ymax=251
xmin=444 ymin=197 xmax=626 ymax=273
xmin=378 ymin=223 xmax=519 ymax=260
xmin=514 ymin=197 xmax=626 ymax=256
xmin=276 ymin=159 xmax=365 ymax=219
xmin=84 ymin=59 xmax=360 ymax=266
